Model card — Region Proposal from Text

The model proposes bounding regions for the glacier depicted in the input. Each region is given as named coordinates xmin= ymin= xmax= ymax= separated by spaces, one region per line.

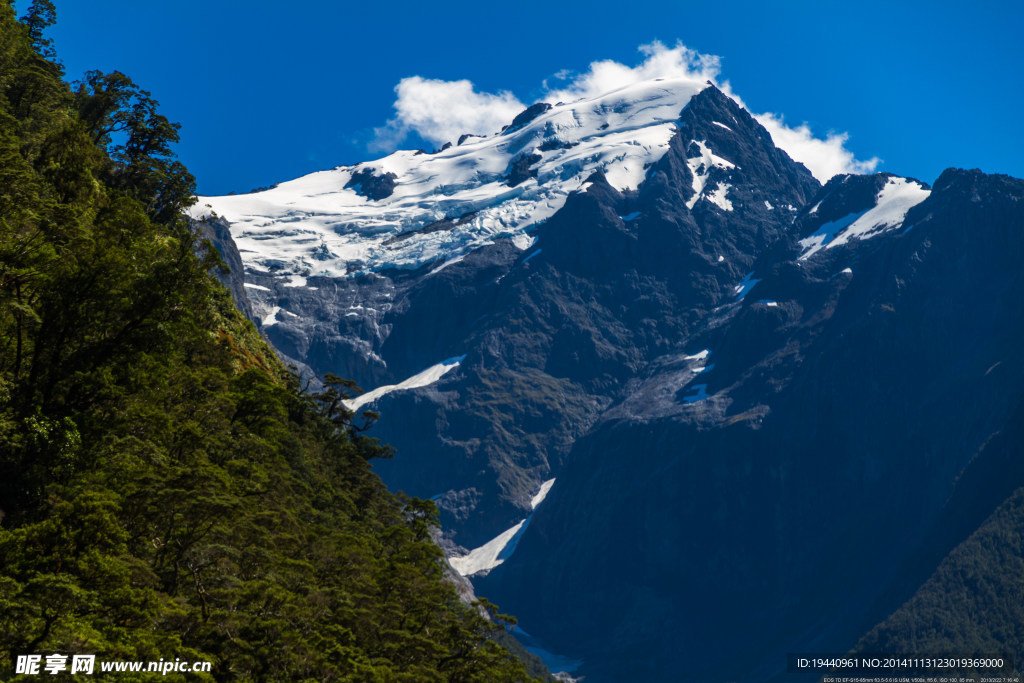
xmin=189 ymin=78 xmax=712 ymax=278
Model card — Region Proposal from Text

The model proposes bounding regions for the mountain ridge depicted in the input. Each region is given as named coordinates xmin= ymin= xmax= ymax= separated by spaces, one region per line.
xmin=194 ymin=75 xmax=1024 ymax=681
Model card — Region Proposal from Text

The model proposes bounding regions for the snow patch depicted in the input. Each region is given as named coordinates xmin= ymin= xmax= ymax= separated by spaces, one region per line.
xmin=685 ymin=139 xmax=736 ymax=210
xmin=530 ymin=478 xmax=556 ymax=509
xmin=261 ymin=306 xmax=282 ymax=327
xmin=685 ymin=349 xmax=713 ymax=374
xmin=511 ymin=232 xmax=536 ymax=251
xmin=712 ymin=121 xmax=732 ymax=131
xmin=799 ymin=177 xmax=930 ymax=260
xmin=448 ymin=521 xmax=526 ymax=577
xmin=344 ymin=355 xmax=465 ymax=412
xmin=706 ymin=182 xmax=733 ymax=211
xmin=449 ymin=478 xmax=556 ymax=577
xmin=684 ymin=349 xmax=710 ymax=361
xmin=757 ymin=299 xmax=779 ymax=307
xmin=797 ymin=211 xmax=865 ymax=260
xmin=244 ymin=283 xmax=271 ymax=292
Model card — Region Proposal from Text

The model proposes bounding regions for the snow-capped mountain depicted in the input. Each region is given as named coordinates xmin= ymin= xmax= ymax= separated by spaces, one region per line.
xmin=193 ymin=79 xmax=1024 ymax=682
xmin=191 ymin=77 xmax=709 ymax=279
xmin=192 ymin=81 xmax=821 ymax=547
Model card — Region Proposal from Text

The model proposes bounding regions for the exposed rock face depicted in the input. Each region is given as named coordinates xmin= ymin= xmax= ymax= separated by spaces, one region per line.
xmin=195 ymin=214 xmax=255 ymax=321
xmin=193 ymin=81 xmax=748 ymax=546
xmin=365 ymin=86 xmax=824 ymax=551
xmin=192 ymin=80 xmax=1024 ymax=681
xmin=506 ymin=152 xmax=543 ymax=187
xmin=505 ymin=102 xmax=553 ymax=134
xmin=479 ymin=167 xmax=1024 ymax=681
xmin=344 ymin=167 xmax=398 ymax=200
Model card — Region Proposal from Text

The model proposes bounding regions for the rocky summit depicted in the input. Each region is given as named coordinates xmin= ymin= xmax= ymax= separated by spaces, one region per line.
xmin=192 ymin=79 xmax=1024 ymax=681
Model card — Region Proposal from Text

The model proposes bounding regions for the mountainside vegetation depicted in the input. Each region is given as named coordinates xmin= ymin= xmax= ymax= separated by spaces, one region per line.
xmin=854 ymin=487 xmax=1024 ymax=665
xmin=0 ymin=3 xmax=538 ymax=680
xmin=852 ymin=396 xmax=1024 ymax=669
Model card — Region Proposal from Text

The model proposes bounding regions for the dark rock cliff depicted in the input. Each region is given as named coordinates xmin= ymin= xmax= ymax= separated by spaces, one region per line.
xmin=202 ymin=83 xmax=1024 ymax=681
xmin=478 ymin=169 xmax=1024 ymax=681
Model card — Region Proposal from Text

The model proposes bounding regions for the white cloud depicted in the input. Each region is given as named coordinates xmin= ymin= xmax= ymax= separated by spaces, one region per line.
xmin=370 ymin=42 xmax=878 ymax=181
xmin=753 ymin=113 xmax=879 ymax=181
xmin=541 ymin=41 xmax=720 ymax=103
xmin=717 ymin=77 xmax=880 ymax=181
xmin=370 ymin=77 xmax=524 ymax=152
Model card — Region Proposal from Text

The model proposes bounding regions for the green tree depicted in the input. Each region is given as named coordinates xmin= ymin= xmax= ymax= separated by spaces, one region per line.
xmin=0 ymin=4 xmax=541 ymax=681
xmin=74 ymin=70 xmax=196 ymax=222
xmin=19 ymin=0 xmax=56 ymax=59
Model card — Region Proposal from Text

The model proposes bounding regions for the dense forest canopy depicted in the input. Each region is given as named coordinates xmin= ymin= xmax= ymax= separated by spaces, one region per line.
xmin=0 ymin=2 xmax=539 ymax=679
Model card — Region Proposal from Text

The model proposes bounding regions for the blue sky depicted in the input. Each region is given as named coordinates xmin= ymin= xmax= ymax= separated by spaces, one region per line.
xmin=24 ymin=0 xmax=1024 ymax=195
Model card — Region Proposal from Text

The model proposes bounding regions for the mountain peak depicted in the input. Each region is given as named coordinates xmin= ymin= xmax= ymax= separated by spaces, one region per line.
xmin=188 ymin=76 xmax=835 ymax=290
xmin=682 ymin=84 xmax=819 ymax=195
xmin=638 ymin=81 xmax=819 ymax=219
xmin=189 ymin=76 xmax=713 ymax=279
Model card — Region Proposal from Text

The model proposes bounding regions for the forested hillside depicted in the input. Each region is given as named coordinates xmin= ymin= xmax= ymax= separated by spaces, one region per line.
xmin=0 ymin=3 xmax=537 ymax=680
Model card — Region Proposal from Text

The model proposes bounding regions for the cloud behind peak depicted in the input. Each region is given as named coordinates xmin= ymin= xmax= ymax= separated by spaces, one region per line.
xmin=370 ymin=42 xmax=878 ymax=181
